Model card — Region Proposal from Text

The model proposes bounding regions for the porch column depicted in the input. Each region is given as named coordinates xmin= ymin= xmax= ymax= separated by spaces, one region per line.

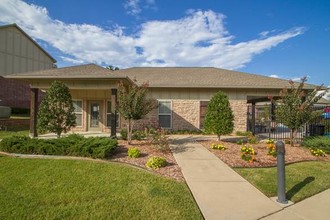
xmin=110 ymin=88 xmax=117 ymax=138
xmin=30 ymin=88 xmax=38 ymax=138
xmin=251 ymin=102 xmax=256 ymax=135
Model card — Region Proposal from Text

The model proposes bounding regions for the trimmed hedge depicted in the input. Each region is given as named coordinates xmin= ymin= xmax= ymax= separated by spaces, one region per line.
xmin=0 ymin=134 xmax=117 ymax=159
xmin=302 ymin=136 xmax=330 ymax=154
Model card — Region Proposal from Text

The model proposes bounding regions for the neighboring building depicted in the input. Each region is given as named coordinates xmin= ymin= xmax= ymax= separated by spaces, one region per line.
xmin=0 ymin=23 xmax=56 ymax=108
xmin=6 ymin=63 xmax=318 ymax=137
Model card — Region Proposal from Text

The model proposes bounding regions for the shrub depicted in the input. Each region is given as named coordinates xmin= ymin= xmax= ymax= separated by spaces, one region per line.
xmin=236 ymin=139 xmax=245 ymax=145
xmin=309 ymin=148 xmax=326 ymax=157
xmin=248 ymin=136 xmax=259 ymax=144
xmin=0 ymin=135 xmax=117 ymax=159
xmin=146 ymin=156 xmax=167 ymax=169
xmin=69 ymin=137 xmax=117 ymax=159
xmin=150 ymin=129 xmax=170 ymax=152
xmin=210 ymin=143 xmax=226 ymax=150
xmin=302 ymin=136 xmax=330 ymax=154
xmin=132 ymin=130 xmax=146 ymax=140
xmin=128 ymin=147 xmax=141 ymax=158
xmin=266 ymin=139 xmax=276 ymax=157
xmin=0 ymin=135 xmax=30 ymax=152
xmin=241 ymin=145 xmax=256 ymax=163
xmin=120 ymin=129 xmax=128 ymax=140
xmin=236 ymin=131 xmax=252 ymax=136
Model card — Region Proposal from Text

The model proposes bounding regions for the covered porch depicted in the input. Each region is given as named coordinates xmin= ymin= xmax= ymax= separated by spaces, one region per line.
xmin=6 ymin=64 xmax=134 ymax=138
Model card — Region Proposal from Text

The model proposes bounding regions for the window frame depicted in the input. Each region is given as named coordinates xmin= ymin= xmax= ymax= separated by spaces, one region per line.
xmin=72 ymin=99 xmax=83 ymax=127
xmin=158 ymin=100 xmax=172 ymax=129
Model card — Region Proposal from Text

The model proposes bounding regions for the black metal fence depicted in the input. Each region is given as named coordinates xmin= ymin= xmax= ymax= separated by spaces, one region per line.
xmin=247 ymin=104 xmax=330 ymax=142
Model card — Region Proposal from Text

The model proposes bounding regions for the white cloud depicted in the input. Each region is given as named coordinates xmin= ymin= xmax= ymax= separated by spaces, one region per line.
xmin=124 ymin=0 xmax=141 ymax=16
xmin=269 ymin=74 xmax=279 ymax=78
xmin=0 ymin=0 xmax=305 ymax=69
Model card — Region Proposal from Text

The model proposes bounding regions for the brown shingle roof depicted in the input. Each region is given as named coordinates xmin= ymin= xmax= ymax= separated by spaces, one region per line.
xmin=7 ymin=64 xmax=130 ymax=80
xmin=113 ymin=67 xmax=317 ymax=89
xmin=7 ymin=64 xmax=319 ymax=90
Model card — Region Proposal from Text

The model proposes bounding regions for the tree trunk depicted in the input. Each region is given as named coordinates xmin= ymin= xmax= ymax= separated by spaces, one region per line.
xmin=126 ymin=120 xmax=135 ymax=145
xmin=217 ymin=134 xmax=221 ymax=141
xmin=127 ymin=120 xmax=131 ymax=144
xmin=290 ymin=129 xmax=295 ymax=146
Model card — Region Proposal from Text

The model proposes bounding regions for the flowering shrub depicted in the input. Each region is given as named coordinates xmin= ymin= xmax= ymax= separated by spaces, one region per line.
xmin=266 ymin=139 xmax=276 ymax=157
xmin=241 ymin=145 xmax=256 ymax=162
xmin=210 ymin=143 xmax=226 ymax=150
xmin=309 ymin=148 xmax=326 ymax=157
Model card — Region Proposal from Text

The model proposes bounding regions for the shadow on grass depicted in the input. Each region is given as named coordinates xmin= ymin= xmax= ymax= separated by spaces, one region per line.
xmin=286 ymin=176 xmax=315 ymax=200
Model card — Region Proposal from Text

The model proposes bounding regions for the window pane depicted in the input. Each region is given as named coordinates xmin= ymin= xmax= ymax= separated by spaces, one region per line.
xmin=107 ymin=113 xmax=119 ymax=128
xmin=159 ymin=115 xmax=171 ymax=128
xmin=107 ymin=101 xmax=111 ymax=114
xmin=73 ymin=101 xmax=82 ymax=113
xmin=159 ymin=101 xmax=171 ymax=114
xmin=75 ymin=114 xmax=82 ymax=126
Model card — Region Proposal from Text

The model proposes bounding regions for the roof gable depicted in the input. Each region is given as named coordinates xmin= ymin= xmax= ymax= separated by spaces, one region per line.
xmin=0 ymin=23 xmax=56 ymax=63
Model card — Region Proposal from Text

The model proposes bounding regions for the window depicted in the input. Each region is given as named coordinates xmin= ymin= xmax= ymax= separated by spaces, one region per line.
xmin=106 ymin=101 xmax=119 ymax=128
xmin=73 ymin=100 xmax=83 ymax=127
xmin=158 ymin=101 xmax=172 ymax=128
xmin=199 ymin=101 xmax=209 ymax=129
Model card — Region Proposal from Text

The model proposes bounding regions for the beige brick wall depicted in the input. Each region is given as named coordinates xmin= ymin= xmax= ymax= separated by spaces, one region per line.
xmin=172 ymin=100 xmax=200 ymax=130
xmin=133 ymin=99 xmax=248 ymax=132
xmin=230 ymin=100 xmax=247 ymax=132
xmin=131 ymin=107 xmax=159 ymax=130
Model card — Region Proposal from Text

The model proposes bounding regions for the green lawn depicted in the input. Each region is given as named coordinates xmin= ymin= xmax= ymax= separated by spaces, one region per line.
xmin=0 ymin=156 xmax=202 ymax=219
xmin=0 ymin=130 xmax=29 ymax=139
xmin=234 ymin=161 xmax=330 ymax=202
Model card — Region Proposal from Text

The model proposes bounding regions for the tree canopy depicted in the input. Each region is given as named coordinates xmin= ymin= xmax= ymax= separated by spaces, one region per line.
xmin=275 ymin=77 xmax=329 ymax=145
xmin=117 ymin=81 xmax=157 ymax=143
xmin=38 ymin=81 xmax=76 ymax=138
xmin=204 ymin=91 xmax=234 ymax=140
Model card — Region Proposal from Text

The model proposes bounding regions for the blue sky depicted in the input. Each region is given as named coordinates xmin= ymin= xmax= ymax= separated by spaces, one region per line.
xmin=0 ymin=0 xmax=329 ymax=87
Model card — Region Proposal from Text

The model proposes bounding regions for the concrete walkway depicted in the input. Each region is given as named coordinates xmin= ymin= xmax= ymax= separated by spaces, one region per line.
xmin=169 ymin=135 xmax=330 ymax=220
xmin=261 ymin=188 xmax=330 ymax=220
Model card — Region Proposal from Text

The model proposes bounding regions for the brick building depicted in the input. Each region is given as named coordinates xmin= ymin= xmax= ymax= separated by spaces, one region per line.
xmin=7 ymin=64 xmax=318 ymax=137
xmin=0 ymin=23 xmax=56 ymax=108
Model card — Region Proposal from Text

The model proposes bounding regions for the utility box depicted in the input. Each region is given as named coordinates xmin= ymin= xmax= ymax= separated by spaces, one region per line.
xmin=0 ymin=106 xmax=11 ymax=119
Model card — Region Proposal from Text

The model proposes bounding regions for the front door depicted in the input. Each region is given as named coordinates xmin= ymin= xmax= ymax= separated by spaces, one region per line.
xmin=88 ymin=101 xmax=103 ymax=131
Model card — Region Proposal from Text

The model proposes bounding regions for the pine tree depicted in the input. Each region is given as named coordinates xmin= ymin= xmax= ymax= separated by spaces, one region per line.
xmin=204 ymin=91 xmax=234 ymax=140
xmin=38 ymin=81 xmax=76 ymax=138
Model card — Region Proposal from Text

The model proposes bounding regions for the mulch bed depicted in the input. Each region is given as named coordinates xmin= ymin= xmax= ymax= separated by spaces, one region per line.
xmin=109 ymin=137 xmax=330 ymax=182
xmin=198 ymin=140 xmax=330 ymax=168
xmin=110 ymin=140 xmax=184 ymax=182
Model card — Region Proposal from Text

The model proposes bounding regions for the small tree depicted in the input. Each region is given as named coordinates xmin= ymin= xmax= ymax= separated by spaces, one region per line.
xmin=106 ymin=65 xmax=119 ymax=71
xmin=38 ymin=81 xmax=76 ymax=138
xmin=204 ymin=91 xmax=234 ymax=140
xmin=117 ymin=81 xmax=157 ymax=144
xmin=275 ymin=77 xmax=329 ymax=146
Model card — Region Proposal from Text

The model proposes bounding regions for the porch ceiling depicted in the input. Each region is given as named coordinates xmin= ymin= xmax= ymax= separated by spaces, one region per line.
xmin=247 ymin=96 xmax=279 ymax=103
